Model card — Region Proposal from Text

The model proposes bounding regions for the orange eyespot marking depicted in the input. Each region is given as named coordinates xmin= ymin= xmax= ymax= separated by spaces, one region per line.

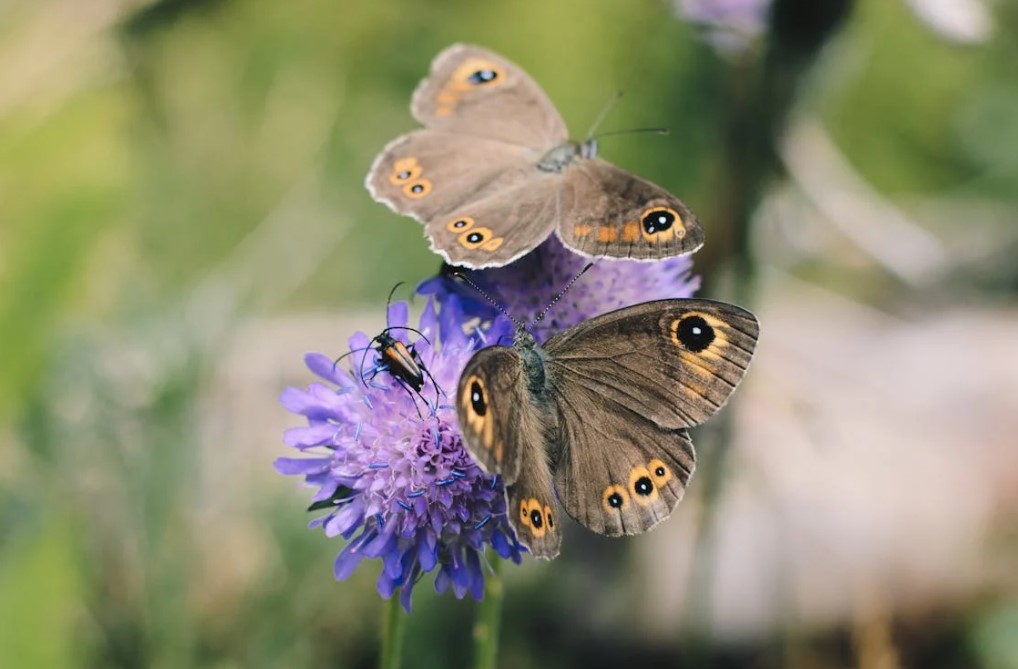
xmin=602 ymin=485 xmax=629 ymax=513
xmin=481 ymin=237 xmax=504 ymax=252
xmin=573 ymin=224 xmax=593 ymax=238
xmin=437 ymin=91 xmax=458 ymax=104
xmin=458 ymin=227 xmax=494 ymax=249
xmin=393 ymin=157 xmax=418 ymax=172
xmin=447 ymin=217 xmax=475 ymax=233
xmin=451 ymin=59 xmax=507 ymax=89
xmin=621 ymin=222 xmax=641 ymax=243
xmin=640 ymin=206 xmax=685 ymax=243
xmin=390 ymin=158 xmax=421 ymax=185
xmin=596 ymin=226 xmax=617 ymax=243
xmin=436 ymin=106 xmax=453 ymax=117
xmin=461 ymin=375 xmax=489 ymax=440
xmin=669 ymin=311 xmax=728 ymax=355
xmin=544 ymin=506 xmax=554 ymax=530
xmin=649 ymin=458 xmax=672 ymax=487
xmin=403 ymin=179 xmax=431 ymax=198
xmin=629 ymin=466 xmax=658 ymax=505
xmin=519 ymin=498 xmax=547 ymax=538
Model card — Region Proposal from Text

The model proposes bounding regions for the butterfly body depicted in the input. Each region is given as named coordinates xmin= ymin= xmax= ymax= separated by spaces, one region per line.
xmin=456 ymin=299 xmax=760 ymax=558
xmin=367 ymin=44 xmax=704 ymax=268
xmin=536 ymin=139 xmax=598 ymax=173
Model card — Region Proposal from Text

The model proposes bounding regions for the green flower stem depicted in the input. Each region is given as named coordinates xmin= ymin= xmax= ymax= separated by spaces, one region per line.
xmin=472 ymin=555 xmax=504 ymax=669
xmin=379 ymin=593 xmax=405 ymax=669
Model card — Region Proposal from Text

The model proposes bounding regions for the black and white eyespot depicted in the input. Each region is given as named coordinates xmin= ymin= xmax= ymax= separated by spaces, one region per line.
xmin=470 ymin=380 xmax=487 ymax=416
xmin=676 ymin=315 xmax=715 ymax=352
xmin=633 ymin=476 xmax=654 ymax=496
xmin=642 ymin=208 xmax=675 ymax=235
xmin=467 ymin=69 xmax=499 ymax=85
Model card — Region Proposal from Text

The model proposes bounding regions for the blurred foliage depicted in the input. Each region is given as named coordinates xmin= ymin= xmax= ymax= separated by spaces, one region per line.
xmin=1 ymin=0 xmax=1017 ymax=668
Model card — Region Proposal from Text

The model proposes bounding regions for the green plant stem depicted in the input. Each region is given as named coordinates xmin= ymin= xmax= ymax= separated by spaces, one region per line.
xmin=379 ymin=593 xmax=405 ymax=669
xmin=472 ymin=555 xmax=504 ymax=669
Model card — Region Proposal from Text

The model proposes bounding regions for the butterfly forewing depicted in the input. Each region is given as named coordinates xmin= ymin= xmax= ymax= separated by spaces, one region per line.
xmin=456 ymin=346 xmax=562 ymax=558
xmin=557 ymin=160 xmax=705 ymax=260
xmin=411 ymin=44 xmax=568 ymax=148
xmin=544 ymin=299 xmax=759 ymax=430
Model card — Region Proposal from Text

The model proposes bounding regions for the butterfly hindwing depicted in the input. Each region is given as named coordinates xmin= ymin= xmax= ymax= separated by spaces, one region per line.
xmin=544 ymin=299 xmax=760 ymax=430
xmin=411 ymin=43 xmax=568 ymax=149
xmin=550 ymin=398 xmax=696 ymax=536
xmin=557 ymin=160 xmax=705 ymax=260
xmin=422 ymin=176 xmax=561 ymax=268
xmin=506 ymin=452 xmax=563 ymax=559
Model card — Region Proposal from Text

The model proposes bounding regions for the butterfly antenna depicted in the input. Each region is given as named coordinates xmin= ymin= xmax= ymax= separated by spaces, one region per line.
xmin=594 ymin=127 xmax=670 ymax=139
xmin=451 ymin=271 xmax=525 ymax=330
xmin=584 ymin=89 xmax=624 ymax=140
xmin=532 ymin=262 xmax=595 ymax=326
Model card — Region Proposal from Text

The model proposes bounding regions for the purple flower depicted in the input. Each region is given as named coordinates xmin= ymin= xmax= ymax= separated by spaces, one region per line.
xmin=675 ymin=0 xmax=772 ymax=54
xmin=275 ymin=298 xmax=521 ymax=611
xmin=419 ymin=235 xmax=700 ymax=343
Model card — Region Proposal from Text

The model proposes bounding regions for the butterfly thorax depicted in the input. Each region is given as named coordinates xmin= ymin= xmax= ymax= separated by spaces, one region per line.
xmin=513 ymin=328 xmax=548 ymax=399
xmin=536 ymin=139 xmax=598 ymax=173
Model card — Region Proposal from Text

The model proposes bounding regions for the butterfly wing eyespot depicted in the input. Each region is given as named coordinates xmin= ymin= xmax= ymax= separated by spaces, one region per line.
xmin=628 ymin=466 xmax=659 ymax=506
xmin=451 ymin=59 xmax=507 ymax=90
xmin=669 ymin=311 xmax=727 ymax=355
xmin=446 ymin=216 xmax=475 ymax=233
xmin=458 ymin=227 xmax=505 ymax=252
xmin=518 ymin=498 xmax=547 ymax=538
xmin=640 ymin=206 xmax=685 ymax=243
xmin=402 ymin=179 xmax=432 ymax=198
xmin=601 ymin=485 xmax=630 ymax=513
xmin=389 ymin=157 xmax=422 ymax=184
xmin=648 ymin=458 xmax=673 ymax=487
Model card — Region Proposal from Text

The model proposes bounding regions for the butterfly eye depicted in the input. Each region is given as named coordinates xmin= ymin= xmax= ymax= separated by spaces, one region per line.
xmin=674 ymin=315 xmax=715 ymax=353
xmin=469 ymin=380 xmax=487 ymax=416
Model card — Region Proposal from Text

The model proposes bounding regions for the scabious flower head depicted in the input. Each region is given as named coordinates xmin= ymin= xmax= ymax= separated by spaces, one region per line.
xmin=419 ymin=235 xmax=700 ymax=343
xmin=275 ymin=298 xmax=521 ymax=611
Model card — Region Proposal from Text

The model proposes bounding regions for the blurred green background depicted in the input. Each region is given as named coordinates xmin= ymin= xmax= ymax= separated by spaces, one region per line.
xmin=2 ymin=0 xmax=1017 ymax=667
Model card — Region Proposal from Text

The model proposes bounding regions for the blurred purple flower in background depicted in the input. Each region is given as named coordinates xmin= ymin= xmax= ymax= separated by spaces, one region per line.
xmin=675 ymin=0 xmax=772 ymax=54
xmin=275 ymin=299 xmax=520 ymax=611
xmin=419 ymin=236 xmax=700 ymax=344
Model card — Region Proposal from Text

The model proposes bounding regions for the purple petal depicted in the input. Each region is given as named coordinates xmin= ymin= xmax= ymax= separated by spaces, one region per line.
xmin=283 ymin=424 xmax=338 ymax=449
xmin=273 ymin=457 xmax=332 ymax=476
xmin=387 ymin=301 xmax=409 ymax=330
xmin=325 ymin=498 xmax=364 ymax=537
xmin=334 ymin=533 xmax=370 ymax=580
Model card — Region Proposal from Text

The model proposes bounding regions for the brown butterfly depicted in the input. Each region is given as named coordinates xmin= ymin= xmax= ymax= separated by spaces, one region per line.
xmin=455 ymin=299 xmax=759 ymax=558
xmin=366 ymin=44 xmax=705 ymax=269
